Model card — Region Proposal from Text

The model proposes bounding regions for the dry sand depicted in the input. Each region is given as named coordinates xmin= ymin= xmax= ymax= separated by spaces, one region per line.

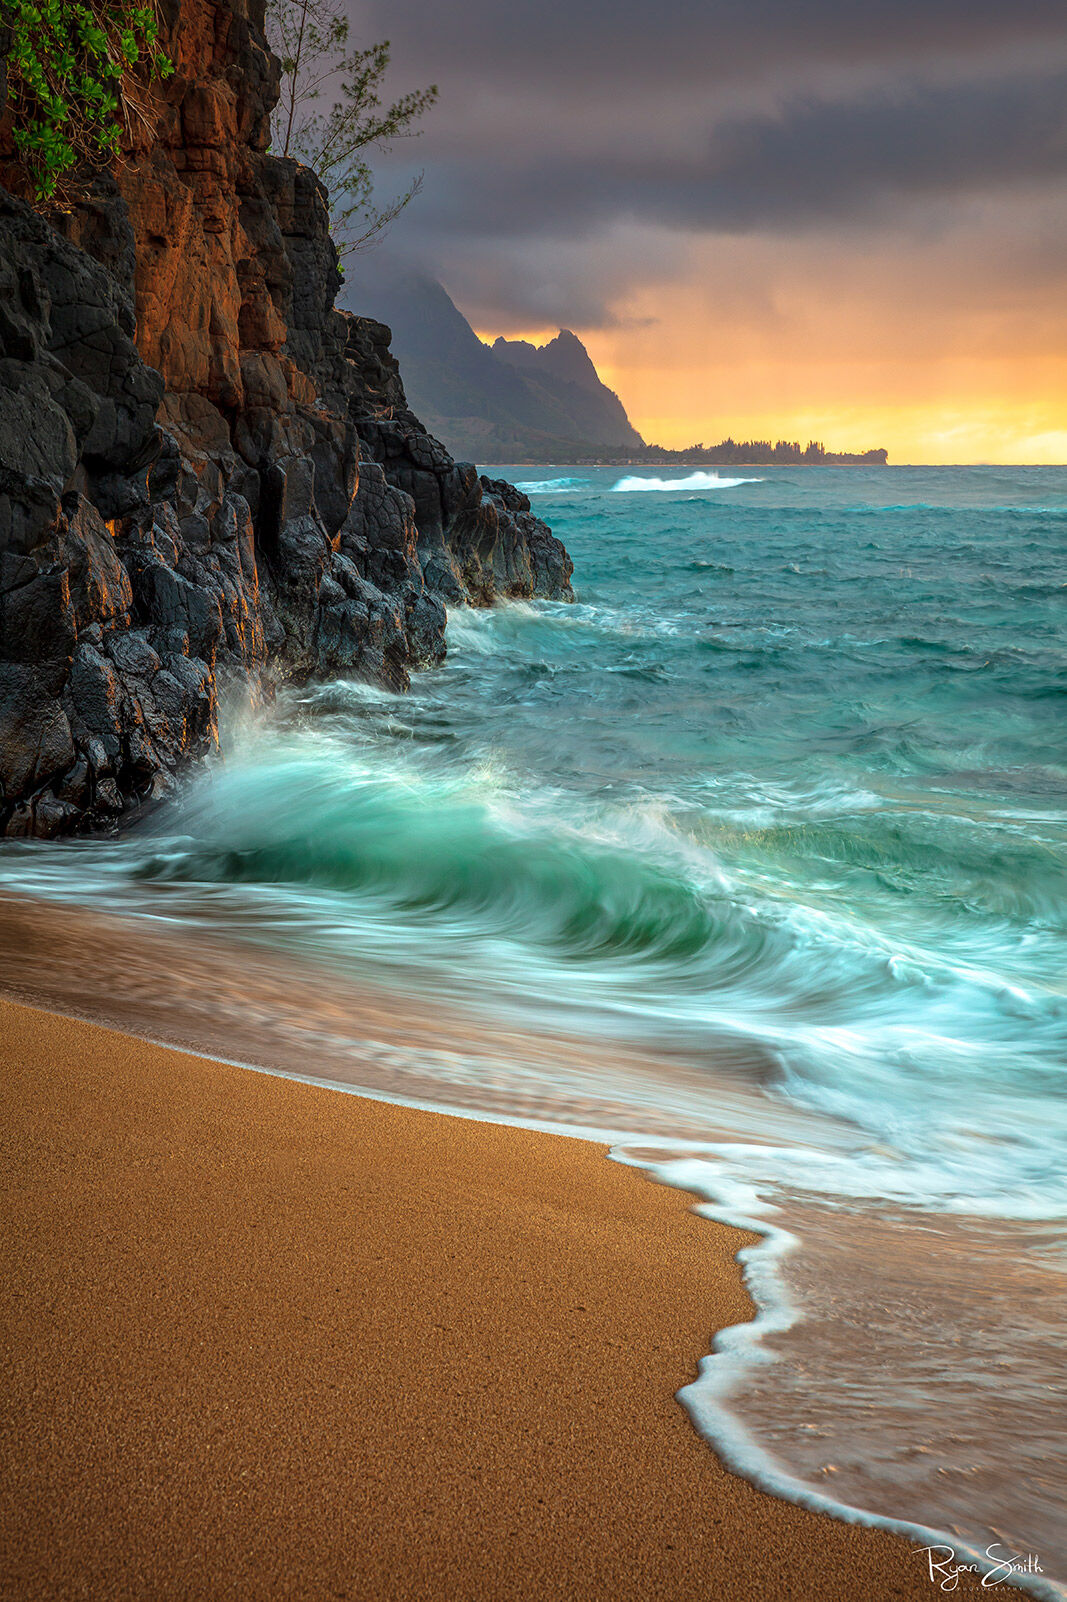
xmin=1 ymin=998 xmax=1002 ymax=1600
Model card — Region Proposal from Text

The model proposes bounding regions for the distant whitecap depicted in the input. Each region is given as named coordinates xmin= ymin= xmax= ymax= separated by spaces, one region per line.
xmin=514 ymin=476 xmax=586 ymax=493
xmin=611 ymin=470 xmax=764 ymax=492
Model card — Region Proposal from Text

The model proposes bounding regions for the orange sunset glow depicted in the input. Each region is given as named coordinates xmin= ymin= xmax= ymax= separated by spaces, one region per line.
xmin=474 ymin=214 xmax=1067 ymax=464
xmin=363 ymin=0 xmax=1067 ymax=465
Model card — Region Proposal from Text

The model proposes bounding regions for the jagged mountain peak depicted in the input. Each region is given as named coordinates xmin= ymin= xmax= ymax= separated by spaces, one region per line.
xmin=344 ymin=264 xmax=644 ymax=459
xmin=492 ymin=328 xmax=606 ymax=399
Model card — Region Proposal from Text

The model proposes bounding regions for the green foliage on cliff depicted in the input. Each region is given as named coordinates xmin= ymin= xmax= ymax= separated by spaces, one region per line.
xmin=267 ymin=0 xmax=436 ymax=258
xmin=1 ymin=0 xmax=173 ymax=201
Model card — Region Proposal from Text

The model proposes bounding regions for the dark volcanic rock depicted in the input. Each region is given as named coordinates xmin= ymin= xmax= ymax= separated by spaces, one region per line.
xmin=0 ymin=0 xmax=572 ymax=837
xmin=337 ymin=315 xmax=573 ymax=606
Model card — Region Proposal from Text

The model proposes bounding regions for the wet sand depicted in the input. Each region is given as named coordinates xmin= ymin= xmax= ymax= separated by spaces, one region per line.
xmin=1 ymin=997 xmax=1001 ymax=1599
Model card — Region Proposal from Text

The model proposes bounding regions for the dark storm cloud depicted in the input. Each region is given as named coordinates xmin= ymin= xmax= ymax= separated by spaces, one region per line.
xmin=343 ymin=0 xmax=1067 ymax=327
xmin=353 ymin=0 xmax=1067 ymax=89
xmin=392 ymin=69 xmax=1067 ymax=240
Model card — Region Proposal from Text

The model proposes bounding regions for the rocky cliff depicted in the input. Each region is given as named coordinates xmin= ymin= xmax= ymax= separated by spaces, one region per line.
xmin=0 ymin=0 xmax=572 ymax=839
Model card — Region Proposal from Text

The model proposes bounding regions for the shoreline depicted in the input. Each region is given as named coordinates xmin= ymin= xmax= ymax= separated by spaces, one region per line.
xmin=0 ymin=996 xmax=1009 ymax=1599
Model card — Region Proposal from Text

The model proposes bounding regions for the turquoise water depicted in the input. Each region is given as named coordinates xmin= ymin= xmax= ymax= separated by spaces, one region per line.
xmin=3 ymin=464 xmax=1065 ymax=1590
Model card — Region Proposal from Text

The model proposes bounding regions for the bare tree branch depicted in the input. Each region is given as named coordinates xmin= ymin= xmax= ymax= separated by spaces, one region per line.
xmin=266 ymin=0 xmax=437 ymax=259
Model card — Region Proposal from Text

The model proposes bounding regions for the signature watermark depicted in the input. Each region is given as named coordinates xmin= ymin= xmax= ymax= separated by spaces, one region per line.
xmin=917 ymin=1543 xmax=1044 ymax=1591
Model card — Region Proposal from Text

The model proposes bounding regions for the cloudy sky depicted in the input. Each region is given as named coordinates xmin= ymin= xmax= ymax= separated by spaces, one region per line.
xmin=347 ymin=0 xmax=1067 ymax=461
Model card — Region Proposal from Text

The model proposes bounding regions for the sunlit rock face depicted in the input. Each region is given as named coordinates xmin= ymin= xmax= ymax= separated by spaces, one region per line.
xmin=0 ymin=0 xmax=572 ymax=837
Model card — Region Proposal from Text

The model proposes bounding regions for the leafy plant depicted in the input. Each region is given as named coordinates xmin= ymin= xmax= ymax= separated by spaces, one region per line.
xmin=2 ymin=0 xmax=173 ymax=202
xmin=267 ymin=0 xmax=436 ymax=258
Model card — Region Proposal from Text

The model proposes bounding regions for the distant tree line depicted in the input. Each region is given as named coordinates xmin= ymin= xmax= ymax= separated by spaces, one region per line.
xmin=506 ymin=436 xmax=890 ymax=466
xmin=639 ymin=438 xmax=889 ymax=466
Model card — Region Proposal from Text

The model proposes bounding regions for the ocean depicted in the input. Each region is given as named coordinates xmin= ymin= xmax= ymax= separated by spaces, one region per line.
xmin=3 ymin=463 xmax=1065 ymax=1594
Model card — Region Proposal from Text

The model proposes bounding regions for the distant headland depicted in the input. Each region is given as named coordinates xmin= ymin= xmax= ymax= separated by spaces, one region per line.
xmin=344 ymin=264 xmax=888 ymax=467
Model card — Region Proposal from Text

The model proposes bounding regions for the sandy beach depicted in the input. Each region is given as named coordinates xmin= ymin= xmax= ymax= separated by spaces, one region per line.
xmin=1 ymin=997 xmax=1005 ymax=1600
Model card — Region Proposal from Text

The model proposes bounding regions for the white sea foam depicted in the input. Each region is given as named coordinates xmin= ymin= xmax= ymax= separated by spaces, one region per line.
xmin=613 ymin=1147 xmax=1066 ymax=1602
xmin=611 ymin=471 xmax=764 ymax=492
xmin=443 ymin=600 xmax=549 ymax=654
xmin=514 ymin=476 xmax=586 ymax=493
xmin=296 ymin=677 xmax=406 ymax=708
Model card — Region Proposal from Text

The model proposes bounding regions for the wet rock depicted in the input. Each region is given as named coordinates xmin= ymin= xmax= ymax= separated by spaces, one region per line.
xmin=0 ymin=0 xmax=572 ymax=837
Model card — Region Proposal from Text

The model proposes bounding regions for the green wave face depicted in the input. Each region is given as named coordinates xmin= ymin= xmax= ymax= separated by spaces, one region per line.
xmin=135 ymin=750 xmax=728 ymax=966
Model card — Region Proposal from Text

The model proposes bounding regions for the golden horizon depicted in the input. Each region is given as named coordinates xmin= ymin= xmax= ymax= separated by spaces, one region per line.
xmin=474 ymin=323 xmax=1067 ymax=466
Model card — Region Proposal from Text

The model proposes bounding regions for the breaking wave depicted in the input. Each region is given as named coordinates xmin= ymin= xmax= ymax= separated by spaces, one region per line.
xmin=611 ymin=471 xmax=764 ymax=492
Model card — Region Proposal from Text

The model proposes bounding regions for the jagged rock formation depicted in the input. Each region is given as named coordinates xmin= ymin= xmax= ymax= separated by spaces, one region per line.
xmin=491 ymin=330 xmax=643 ymax=451
xmin=0 ymin=0 xmax=572 ymax=839
xmin=337 ymin=318 xmax=577 ymax=604
xmin=342 ymin=261 xmax=645 ymax=462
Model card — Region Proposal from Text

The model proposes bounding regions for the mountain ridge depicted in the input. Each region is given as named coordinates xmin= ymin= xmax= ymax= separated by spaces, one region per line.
xmin=342 ymin=264 xmax=645 ymax=460
xmin=345 ymin=266 xmax=887 ymax=467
